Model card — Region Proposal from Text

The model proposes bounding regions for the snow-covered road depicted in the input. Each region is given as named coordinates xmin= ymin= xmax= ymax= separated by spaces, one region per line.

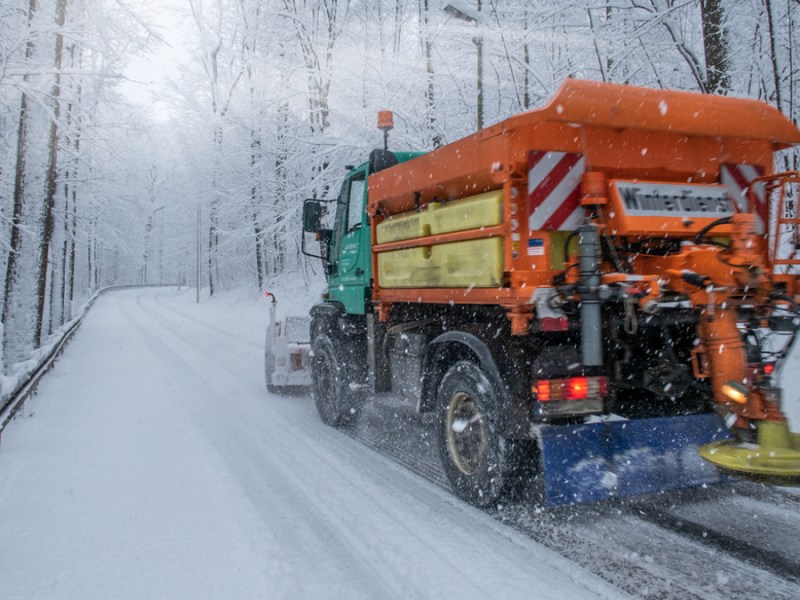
xmin=0 ymin=288 xmax=627 ymax=600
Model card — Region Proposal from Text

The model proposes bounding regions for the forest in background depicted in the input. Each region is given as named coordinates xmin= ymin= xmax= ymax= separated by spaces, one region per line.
xmin=0 ymin=0 xmax=798 ymax=374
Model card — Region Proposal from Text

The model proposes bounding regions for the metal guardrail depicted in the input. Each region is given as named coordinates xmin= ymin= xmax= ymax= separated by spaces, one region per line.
xmin=0 ymin=284 xmax=180 ymax=443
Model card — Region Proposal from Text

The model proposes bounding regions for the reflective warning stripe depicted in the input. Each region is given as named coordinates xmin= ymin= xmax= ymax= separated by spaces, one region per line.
xmin=528 ymin=151 xmax=585 ymax=231
xmin=721 ymin=163 xmax=766 ymax=234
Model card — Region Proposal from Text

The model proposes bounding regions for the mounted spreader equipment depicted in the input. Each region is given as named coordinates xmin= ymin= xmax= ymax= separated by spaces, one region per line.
xmin=298 ymin=79 xmax=800 ymax=507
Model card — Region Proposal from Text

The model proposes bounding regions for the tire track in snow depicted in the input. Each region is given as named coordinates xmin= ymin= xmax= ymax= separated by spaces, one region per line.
xmin=117 ymin=293 xmax=412 ymax=599
xmin=343 ymin=401 xmax=709 ymax=599
xmin=147 ymin=288 xmax=264 ymax=350
xmin=118 ymin=290 xmax=595 ymax=600
xmin=341 ymin=385 xmax=800 ymax=598
xmin=634 ymin=504 xmax=799 ymax=585
xmin=134 ymin=291 xmax=258 ymax=365
xmin=116 ymin=289 xmax=800 ymax=599
xmin=136 ymin=293 xmax=597 ymax=599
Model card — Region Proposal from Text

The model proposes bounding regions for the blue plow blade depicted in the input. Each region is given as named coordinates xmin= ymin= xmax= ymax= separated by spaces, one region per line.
xmin=538 ymin=413 xmax=732 ymax=507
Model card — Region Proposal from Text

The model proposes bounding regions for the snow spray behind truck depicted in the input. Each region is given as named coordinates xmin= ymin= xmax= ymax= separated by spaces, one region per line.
xmin=299 ymin=79 xmax=800 ymax=507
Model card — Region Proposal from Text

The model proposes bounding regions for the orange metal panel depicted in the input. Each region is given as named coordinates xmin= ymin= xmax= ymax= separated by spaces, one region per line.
xmin=367 ymin=79 xmax=798 ymax=223
xmin=367 ymin=79 xmax=800 ymax=320
xmin=528 ymin=79 xmax=800 ymax=149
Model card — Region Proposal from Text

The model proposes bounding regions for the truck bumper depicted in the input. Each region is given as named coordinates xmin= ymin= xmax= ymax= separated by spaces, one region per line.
xmin=538 ymin=413 xmax=731 ymax=507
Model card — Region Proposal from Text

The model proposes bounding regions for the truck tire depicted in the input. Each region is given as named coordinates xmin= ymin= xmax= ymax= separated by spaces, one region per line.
xmin=311 ymin=333 xmax=361 ymax=427
xmin=437 ymin=360 xmax=530 ymax=507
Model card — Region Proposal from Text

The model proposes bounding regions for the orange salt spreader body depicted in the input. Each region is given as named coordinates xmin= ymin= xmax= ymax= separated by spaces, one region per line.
xmin=303 ymin=79 xmax=800 ymax=507
xmin=367 ymin=80 xmax=800 ymax=483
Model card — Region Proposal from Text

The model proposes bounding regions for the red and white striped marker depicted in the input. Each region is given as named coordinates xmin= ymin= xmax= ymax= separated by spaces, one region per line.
xmin=721 ymin=163 xmax=766 ymax=234
xmin=528 ymin=151 xmax=586 ymax=232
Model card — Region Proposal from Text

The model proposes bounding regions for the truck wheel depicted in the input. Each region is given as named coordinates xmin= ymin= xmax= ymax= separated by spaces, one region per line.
xmin=437 ymin=360 xmax=527 ymax=507
xmin=311 ymin=333 xmax=360 ymax=427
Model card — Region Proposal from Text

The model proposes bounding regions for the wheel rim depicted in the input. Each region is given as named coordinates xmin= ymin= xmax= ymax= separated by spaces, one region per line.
xmin=445 ymin=391 xmax=487 ymax=476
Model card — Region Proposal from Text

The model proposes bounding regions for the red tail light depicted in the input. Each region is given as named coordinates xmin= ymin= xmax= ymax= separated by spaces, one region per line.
xmin=763 ymin=363 xmax=775 ymax=376
xmin=537 ymin=380 xmax=552 ymax=401
xmin=533 ymin=376 xmax=607 ymax=401
xmin=566 ymin=377 xmax=587 ymax=400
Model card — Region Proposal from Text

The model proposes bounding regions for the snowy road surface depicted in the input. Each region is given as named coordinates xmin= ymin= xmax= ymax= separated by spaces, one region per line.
xmin=0 ymin=288 xmax=627 ymax=600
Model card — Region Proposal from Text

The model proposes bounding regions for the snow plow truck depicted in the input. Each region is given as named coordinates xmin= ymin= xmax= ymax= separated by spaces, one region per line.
xmin=297 ymin=79 xmax=800 ymax=507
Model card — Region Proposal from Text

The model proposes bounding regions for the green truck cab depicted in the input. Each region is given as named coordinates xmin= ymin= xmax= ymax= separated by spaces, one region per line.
xmin=302 ymin=150 xmax=424 ymax=315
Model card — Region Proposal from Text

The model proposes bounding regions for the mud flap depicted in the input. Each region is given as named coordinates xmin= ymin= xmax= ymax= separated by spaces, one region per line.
xmin=538 ymin=414 xmax=731 ymax=507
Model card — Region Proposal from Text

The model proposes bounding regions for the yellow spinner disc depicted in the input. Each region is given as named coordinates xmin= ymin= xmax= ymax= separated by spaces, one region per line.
xmin=699 ymin=421 xmax=800 ymax=485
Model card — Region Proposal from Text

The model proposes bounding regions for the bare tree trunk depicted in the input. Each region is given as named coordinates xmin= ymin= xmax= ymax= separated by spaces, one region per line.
xmin=394 ymin=0 xmax=403 ymax=54
xmin=143 ymin=218 xmax=153 ymax=284
xmin=35 ymin=0 xmax=69 ymax=346
xmin=250 ymin=121 xmax=265 ymax=288
xmin=59 ymin=185 xmax=70 ymax=322
xmin=3 ymin=98 xmax=30 ymax=324
xmin=490 ymin=1 xmax=524 ymax=113
xmin=67 ymin=198 xmax=76 ymax=312
xmin=58 ymin=126 xmax=72 ymax=327
xmin=587 ymin=8 xmax=607 ymax=82
xmin=763 ymin=0 xmax=782 ymax=109
xmin=48 ymin=258 xmax=58 ymax=335
xmin=253 ymin=209 xmax=265 ymax=289
xmin=87 ymin=223 xmax=92 ymax=291
xmin=87 ymin=216 xmax=96 ymax=292
xmin=421 ymin=0 xmax=440 ymax=147
xmin=250 ymin=128 xmax=265 ymax=290
xmin=280 ymin=0 xmax=347 ymax=205
xmin=790 ymin=0 xmax=795 ymax=126
xmin=242 ymin=0 xmax=265 ymax=289
xmin=141 ymin=168 xmax=163 ymax=285
xmin=62 ymin=42 xmax=82 ymax=321
xmin=281 ymin=0 xmax=347 ymax=136
xmin=700 ymin=0 xmax=731 ymax=94
xmin=56 ymin=43 xmax=78 ymax=329
xmin=93 ymin=221 xmax=99 ymax=289
xmin=523 ymin=6 xmax=530 ymax=109
xmin=648 ymin=0 xmax=706 ymax=92
xmin=271 ymin=87 xmax=290 ymax=277
xmin=3 ymin=0 xmax=39 ymax=367
xmin=208 ymin=216 xmax=216 ymax=295
xmin=250 ymin=135 xmax=265 ymax=290
xmin=188 ymin=0 xmax=244 ymax=296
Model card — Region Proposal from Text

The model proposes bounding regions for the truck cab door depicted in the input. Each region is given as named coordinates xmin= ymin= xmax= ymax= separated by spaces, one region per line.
xmin=328 ymin=166 xmax=371 ymax=314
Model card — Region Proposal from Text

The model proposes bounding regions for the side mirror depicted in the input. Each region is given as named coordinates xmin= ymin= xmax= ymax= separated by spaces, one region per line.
xmin=301 ymin=199 xmax=333 ymax=263
xmin=303 ymin=200 xmax=323 ymax=233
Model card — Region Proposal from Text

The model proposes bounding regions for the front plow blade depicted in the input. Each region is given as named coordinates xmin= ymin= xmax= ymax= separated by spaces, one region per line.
xmin=699 ymin=421 xmax=800 ymax=485
xmin=539 ymin=414 xmax=731 ymax=507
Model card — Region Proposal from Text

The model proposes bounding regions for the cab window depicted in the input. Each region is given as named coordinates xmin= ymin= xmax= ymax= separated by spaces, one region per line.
xmin=347 ymin=175 xmax=365 ymax=232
